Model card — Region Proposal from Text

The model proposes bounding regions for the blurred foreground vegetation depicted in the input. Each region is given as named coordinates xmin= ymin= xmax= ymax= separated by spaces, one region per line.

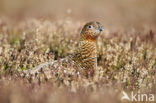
xmin=0 ymin=0 xmax=156 ymax=103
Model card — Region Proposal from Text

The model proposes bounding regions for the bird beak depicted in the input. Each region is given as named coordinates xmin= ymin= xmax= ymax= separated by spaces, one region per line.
xmin=99 ymin=26 xmax=104 ymax=32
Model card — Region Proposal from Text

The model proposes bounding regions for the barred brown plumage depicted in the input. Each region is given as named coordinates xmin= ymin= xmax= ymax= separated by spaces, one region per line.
xmin=23 ymin=21 xmax=103 ymax=81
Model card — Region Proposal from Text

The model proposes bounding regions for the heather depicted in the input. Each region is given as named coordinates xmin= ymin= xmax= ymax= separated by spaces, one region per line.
xmin=0 ymin=0 xmax=156 ymax=103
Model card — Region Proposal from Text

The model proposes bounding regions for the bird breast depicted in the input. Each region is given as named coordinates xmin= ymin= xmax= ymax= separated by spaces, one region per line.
xmin=72 ymin=41 xmax=97 ymax=70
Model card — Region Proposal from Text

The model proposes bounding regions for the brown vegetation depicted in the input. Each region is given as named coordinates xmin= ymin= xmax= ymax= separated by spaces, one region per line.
xmin=0 ymin=0 xmax=156 ymax=103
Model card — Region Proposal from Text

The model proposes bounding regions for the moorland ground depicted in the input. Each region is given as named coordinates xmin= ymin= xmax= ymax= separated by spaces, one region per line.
xmin=0 ymin=0 xmax=156 ymax=103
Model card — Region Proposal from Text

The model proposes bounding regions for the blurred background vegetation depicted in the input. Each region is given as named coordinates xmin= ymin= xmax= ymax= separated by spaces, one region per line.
xmin=0 ymin=0 xmax=155 ymax=103
xmin=0 ymin=0 xmax=156 ymax=29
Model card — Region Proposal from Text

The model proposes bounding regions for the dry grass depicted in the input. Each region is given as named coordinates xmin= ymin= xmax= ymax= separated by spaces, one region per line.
xmin=0 ymin=0 xmax=156 ymax=103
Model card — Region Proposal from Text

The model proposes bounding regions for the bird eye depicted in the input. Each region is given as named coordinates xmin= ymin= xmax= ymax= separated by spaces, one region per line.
xmin=88 ymin=25 xmax=93 ymax=29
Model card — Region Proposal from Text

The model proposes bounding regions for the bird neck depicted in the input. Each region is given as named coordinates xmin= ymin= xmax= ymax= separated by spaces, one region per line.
xmin=80 ymin=33 xmax=98 ymax=42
